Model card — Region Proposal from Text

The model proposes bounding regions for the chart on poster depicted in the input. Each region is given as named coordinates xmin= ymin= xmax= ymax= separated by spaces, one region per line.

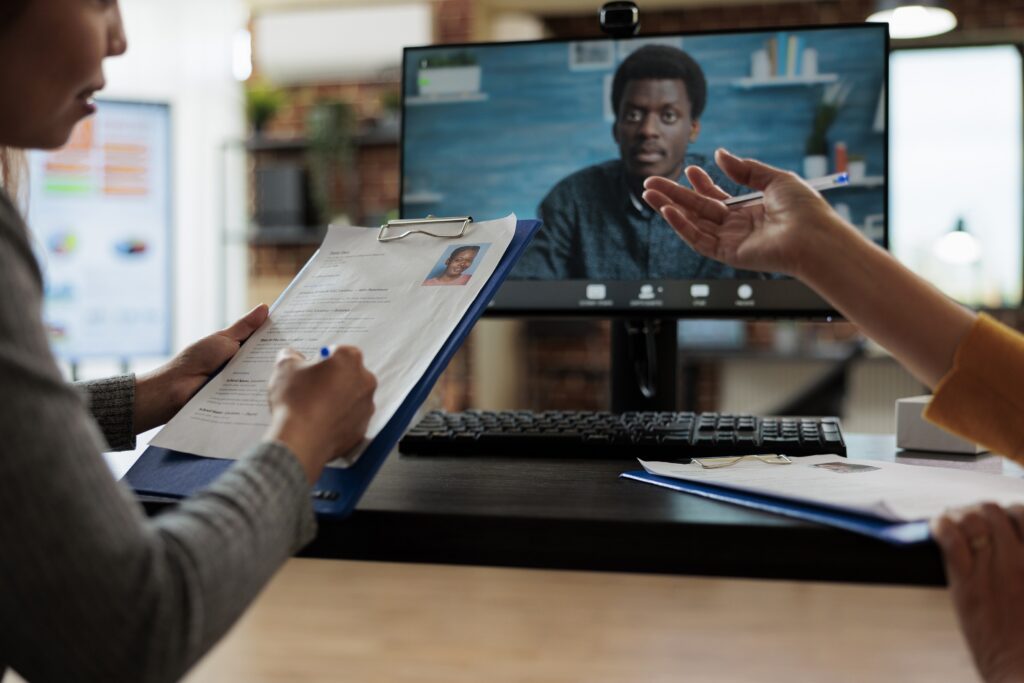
xmin=27 ymin=100 xmax=172 ymax=359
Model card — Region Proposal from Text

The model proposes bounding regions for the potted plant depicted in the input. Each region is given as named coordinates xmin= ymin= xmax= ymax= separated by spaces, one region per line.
xmin=417 ymin=51 xmax=481 ymax=97
xmin=306 ymin=100 xmax=355 ymax=226
xmin=378 ymin=89 xmax=401 ymax=128
xmin=245 ymin=80 xmax=286 ymax=136
xmin=804 ymin=82 xmax=850 ymax=178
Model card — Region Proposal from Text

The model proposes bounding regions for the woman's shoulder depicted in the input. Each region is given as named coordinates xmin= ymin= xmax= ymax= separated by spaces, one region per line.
xmin=0 ymin=188 xmax=43 ymax=285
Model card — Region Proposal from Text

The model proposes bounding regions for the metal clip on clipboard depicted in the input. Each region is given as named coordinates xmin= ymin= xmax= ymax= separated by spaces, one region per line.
xmin=377 ymin=216 xmax=474 ymax=242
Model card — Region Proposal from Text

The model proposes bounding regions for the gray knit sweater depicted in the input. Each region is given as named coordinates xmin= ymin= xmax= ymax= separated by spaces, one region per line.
xmin=0 ymin=190 xmax=317 ymax=682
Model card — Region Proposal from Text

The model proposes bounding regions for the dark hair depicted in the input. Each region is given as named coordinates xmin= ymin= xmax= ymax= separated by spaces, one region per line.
xmin=611 ymin=45 xmax=707 ymax=121
xmin=0 ymin=1 xmax=32 ymax=205
xmin=0 ymin=149 xmax=25 ymax=203
xmin=0 ymin=0 xmax=30 ymax=30
xmin=450 ymin=245 xmax=480 ymax=259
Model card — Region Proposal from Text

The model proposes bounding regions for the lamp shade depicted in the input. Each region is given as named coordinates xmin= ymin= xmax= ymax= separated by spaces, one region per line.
xmin=933 ymin=218 xmax=981 ymax=265
xmin=867 ymin=0 xmax=957 ymax=39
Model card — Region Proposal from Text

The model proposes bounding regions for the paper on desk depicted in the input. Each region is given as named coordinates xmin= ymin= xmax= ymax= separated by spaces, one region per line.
xmin=151 ymin=214 xmax=517 ymax=466
xmin=640 ymin=455 xmax=1024 ymax=521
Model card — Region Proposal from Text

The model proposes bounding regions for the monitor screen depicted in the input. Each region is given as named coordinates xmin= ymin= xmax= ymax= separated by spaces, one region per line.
xmin=27 ymin=100 xmax=173 ymax=359
xmin=890 ymin=44 xmax=1023 ymax=308
xmin=402 ymin=24 xmax=888 ymax=316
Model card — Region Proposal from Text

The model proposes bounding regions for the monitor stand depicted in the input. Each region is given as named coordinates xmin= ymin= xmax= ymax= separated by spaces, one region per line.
xmin=610 ymin=318 xmax=678 ymax=412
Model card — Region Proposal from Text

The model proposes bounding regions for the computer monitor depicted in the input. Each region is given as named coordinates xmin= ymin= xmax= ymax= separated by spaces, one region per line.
xmin=890 ymin=44 xmax=1023 ymax=308
xmin=401 ymin=24 xmax=888 ymax=409
xmin=26 ymin=100 xmax=173 ymax=361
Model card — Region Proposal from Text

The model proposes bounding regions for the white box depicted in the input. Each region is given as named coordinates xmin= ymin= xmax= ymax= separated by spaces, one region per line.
xmin=896 ymin=395 xmax=987 ymax=454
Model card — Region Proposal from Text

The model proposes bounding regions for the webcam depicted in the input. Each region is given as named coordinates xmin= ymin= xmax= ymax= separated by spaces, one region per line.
xmin=599 ymin=1 xmax=640 ymax=38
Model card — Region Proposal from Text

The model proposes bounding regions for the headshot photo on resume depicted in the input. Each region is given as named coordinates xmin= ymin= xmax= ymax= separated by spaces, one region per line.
xmin=423 ymin=244 xmax=482 ymax=286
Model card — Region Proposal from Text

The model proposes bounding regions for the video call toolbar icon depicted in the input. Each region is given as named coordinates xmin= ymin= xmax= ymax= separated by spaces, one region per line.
xmin=586 ymin=284 xmax=607 ymax=300
xmin=690 ymin=283 xmax=710 ymax=298
xmin=737 ymin=284 xmax=753 ymax=300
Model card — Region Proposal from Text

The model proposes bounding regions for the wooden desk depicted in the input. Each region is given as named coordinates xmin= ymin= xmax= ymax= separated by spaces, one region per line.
xmin=183 ymin=558 xmax=978 ymax=683
xmin=139 ymin=434 xmax=1020 ymax=585
xmin=297 ymin=434 xmax=1012 ymax=584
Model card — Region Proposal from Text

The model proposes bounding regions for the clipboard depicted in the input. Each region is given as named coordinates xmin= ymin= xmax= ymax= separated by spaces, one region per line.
xmin=620 ymin=470 xmax=932 ymax=546
xmin=125 ymin=218 xmax=541 ymax=518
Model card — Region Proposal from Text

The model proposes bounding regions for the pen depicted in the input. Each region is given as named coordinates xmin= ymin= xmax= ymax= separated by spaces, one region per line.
xmin=723 ymin=172 xmax=850 ymax=208
xmin=320 ymin=346 xmax=331 ymax=359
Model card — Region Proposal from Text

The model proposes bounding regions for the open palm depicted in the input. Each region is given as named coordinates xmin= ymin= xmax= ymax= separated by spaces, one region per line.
xmin=642 ymin=149 xmax=837 ymax=276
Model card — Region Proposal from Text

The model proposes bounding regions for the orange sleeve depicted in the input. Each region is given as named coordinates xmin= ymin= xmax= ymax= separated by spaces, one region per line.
xmin=924 ymin=313 xmax=1024 ymax=462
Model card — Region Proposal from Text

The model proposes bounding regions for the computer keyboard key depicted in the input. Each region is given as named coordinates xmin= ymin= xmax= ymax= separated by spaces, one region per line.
xmin=762 ymin=437 xmax=800 ymax=448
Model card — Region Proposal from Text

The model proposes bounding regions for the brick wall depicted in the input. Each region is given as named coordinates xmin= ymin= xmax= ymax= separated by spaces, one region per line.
xmin=523 ymin=321 xmax=611 ymax=411
xmin=436 ymin=0 xmax=475 ymax=44
xmin=543 ymin=0 xmax=1022 ymax=38
xmin=257 ymin=80 xmax=400 ymax=226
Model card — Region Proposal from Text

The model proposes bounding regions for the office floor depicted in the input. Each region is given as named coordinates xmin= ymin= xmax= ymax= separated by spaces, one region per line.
xmin=176 ymin=558 xmax=974 ymax=683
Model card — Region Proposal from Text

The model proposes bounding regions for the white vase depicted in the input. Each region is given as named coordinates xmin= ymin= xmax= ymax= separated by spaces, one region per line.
xmin=803 ymin=155 xmax=828 ymax=179
xmin=801 ymin=48 xmax=818 ymax=77
xmin=847 ymin=159 xmax=867 ymax=183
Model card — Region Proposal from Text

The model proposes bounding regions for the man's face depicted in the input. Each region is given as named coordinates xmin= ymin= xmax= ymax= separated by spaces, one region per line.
xmin=613 ymin=78 xmax=700 ymax=181
xmin=445 ymin=250 xmax=477 ymax=277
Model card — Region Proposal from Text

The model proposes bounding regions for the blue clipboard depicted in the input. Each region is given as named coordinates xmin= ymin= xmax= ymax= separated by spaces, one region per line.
xmin=126 ymin=219 xmax=541 ymax=518
xmin=620 ymin=470 xmax=931 ymax=546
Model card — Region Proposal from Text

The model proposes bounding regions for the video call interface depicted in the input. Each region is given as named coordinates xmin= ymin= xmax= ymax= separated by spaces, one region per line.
xmin=402 ymin=24 xmax=888 ymax=314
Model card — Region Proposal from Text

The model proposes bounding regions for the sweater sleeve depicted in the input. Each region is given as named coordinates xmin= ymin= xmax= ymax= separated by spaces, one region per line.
xmin=0 ymin=193 xmax=317 ymax=683
xmin=75 ymin=375 xmax=137 ymax=451
xmin=924 ymin=313 xmax=1024 ymax=461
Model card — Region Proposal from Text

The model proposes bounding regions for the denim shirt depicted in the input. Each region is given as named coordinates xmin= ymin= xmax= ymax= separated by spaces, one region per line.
xmin=513 ymin=156 xmax=771 ymax=281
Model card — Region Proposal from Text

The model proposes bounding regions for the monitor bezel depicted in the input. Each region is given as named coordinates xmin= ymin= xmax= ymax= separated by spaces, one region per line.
xmin=400 ymin=22 xmax=890 ymax=319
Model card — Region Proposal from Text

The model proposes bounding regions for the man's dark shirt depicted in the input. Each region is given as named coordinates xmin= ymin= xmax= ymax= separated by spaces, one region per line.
xmin=513 ymin=156 xmax=770 ymax=280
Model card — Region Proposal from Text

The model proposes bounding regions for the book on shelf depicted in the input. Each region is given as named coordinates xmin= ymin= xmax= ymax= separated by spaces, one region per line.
xmin=763 ymin=32 xmax=809 ymax=79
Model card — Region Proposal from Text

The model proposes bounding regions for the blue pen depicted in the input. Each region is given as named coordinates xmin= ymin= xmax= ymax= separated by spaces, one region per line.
xmin=320 ymin=346 xmax=331 ymax=359
xmin=724 ymin=172 xmax=851 ymax=208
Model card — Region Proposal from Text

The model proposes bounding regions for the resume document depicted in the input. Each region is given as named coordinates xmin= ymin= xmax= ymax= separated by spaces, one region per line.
xmin=151 ymin=215 xmax=516 ymax=466
xmin=641 ymin=455 xmax=1024 ymax=521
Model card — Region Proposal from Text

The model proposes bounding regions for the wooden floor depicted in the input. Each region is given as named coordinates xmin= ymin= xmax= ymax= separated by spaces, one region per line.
xmin=175 ymin=558 xmax=976 ymax=683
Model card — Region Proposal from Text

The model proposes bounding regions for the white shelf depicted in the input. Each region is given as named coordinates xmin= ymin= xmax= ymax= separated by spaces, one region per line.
xmin=732 ymin=74 xmax=839 ymax=89
xmin=403 ymin=191 xmax=444 ymax=204
xmin=405 ymin=92 xmax=489 ymax=106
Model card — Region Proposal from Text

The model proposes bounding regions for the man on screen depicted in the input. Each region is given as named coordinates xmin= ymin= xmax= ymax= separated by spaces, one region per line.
xmin=515 ymin=44 xmax=765 ymax=281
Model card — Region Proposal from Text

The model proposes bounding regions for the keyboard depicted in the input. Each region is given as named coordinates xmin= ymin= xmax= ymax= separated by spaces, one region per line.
xmin=399 ymin=410 xmax=846 ymax=461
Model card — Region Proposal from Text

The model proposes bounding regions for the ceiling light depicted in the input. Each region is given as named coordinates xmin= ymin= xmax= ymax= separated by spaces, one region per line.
xmin=233 ymin=28 xmax=253 ymax=82
xmin=867 ymin=0 xmax=957 ymax=39
xmin=933 ymin=218 xmax=981 ymax=265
